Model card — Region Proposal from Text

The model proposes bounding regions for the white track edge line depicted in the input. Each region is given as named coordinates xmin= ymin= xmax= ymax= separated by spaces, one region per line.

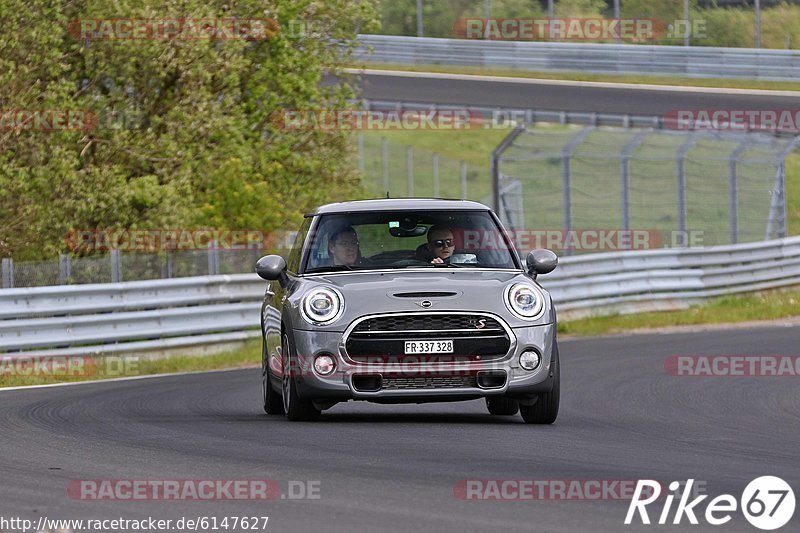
xmin=346 ymin=68 xmax=800 ymax=97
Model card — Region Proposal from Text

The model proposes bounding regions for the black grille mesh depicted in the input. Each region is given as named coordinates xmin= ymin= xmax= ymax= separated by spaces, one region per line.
xmin=353 ymin=314 xmax=503 ymax=332
xmin=381 ymin=375 xmax=477 ymax=390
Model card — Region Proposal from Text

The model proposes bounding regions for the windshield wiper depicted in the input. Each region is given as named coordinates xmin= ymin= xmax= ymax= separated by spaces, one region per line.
xmin=304 ymin=265 xmax=354 ymax=274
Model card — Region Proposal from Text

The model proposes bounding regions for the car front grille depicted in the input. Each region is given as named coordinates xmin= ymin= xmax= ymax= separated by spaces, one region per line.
xmin=382 ymin=375 xmax=478 ymax=390
xmin=344 ymin=313 xmax=512 ymax=362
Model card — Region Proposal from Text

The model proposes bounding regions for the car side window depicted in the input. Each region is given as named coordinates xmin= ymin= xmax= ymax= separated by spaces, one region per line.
xmin=286 ymin=217 xmax=312 ymax=274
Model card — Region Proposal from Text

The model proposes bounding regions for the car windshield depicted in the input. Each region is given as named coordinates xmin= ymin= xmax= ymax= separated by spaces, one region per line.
xmin=301 ymin=210 xmax=520 ymax=273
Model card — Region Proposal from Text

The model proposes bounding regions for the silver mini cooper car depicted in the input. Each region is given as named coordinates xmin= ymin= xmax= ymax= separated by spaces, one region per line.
xmin=256 ymin=199 xmax=559 ymax=423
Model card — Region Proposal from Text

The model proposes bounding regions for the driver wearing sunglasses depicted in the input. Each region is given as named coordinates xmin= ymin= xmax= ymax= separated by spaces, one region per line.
xmin=426 ymin=225 xmax=455 ymax=264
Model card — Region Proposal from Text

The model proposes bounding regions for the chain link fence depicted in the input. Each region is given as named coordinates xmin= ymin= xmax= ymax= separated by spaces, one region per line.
xmin=495 ymin=126 xmax=798 ymax=253
xmin=1 ymin=247 xmax=274 ymax=289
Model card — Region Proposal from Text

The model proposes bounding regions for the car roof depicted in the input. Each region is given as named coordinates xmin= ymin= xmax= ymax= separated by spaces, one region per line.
xmin=307 ymin=198 xmax=492 ymax=216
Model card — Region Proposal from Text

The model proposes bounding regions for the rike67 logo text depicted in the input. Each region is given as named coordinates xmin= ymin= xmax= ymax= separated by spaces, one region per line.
xmin=626 ymin=477 xmax=795 ymax=530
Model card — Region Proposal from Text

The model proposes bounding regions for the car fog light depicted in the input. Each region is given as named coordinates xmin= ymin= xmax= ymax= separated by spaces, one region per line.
xmin=519 ymin=350 xmax=541 ymax=371
xmin=314 ymin=354 xmax=336 ymax=376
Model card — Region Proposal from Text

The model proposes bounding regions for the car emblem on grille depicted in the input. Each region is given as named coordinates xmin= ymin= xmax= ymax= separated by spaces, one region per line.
xmin=475 ymin=318 xmax=486 ymax=329
xmin=416 ymin=300 xmax=433 ymax=308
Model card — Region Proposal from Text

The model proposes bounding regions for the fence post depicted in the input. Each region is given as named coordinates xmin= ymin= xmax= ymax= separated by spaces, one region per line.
xmin=460 ymin=161 xmax=468 ymax=200
xmin=357 ymin=132 xmax=365 ymax=175
xmin=620 ymin=130 xmax=649 ymax=233
xmin=766 ymin=137 xmax=800 ymax=239
xmin=406 ymin=146 xmax=414 ymax=196
xmin=433 ymin=153 xmax=439 ymax=197
xmin=490 ymin=126 xmax=526 ymax=214
xmin=676 ymin=135 xmax=698 ymax=247
xmin=561 ymin=128 xmax=594 ymax=254
xmin=110 ymin=250 xmax=121 ymax=283
xmin=59 ymin=253 xmax=71 ymax=284
xmin=1 ymin=258 xmax=13 ymax=288
xmin=163 ymin=252 xmax=173 ymax=279
xmin=728 ymin=138 xmax=751 ymax=244
xmin=207 ymin=240 xmax=219 ymax=275
xmin=381 ymin=137 xmax=389 ymax=196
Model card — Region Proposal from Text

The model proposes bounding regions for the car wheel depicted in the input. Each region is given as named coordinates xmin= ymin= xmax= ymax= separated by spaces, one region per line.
xmin=519 ymin=341 xmax=560 ymax=425
xmin=282 ymin=333 xmax=321 ymax=421
xmin=485 ymin=397 xmax=519 ymax=415
xmin=262 ymin=339 xmax=284 ymax=415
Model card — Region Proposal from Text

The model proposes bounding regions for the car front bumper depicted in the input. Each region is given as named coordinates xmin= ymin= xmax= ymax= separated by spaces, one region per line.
xmin=286 ymin=322 xmax=557 ymax=403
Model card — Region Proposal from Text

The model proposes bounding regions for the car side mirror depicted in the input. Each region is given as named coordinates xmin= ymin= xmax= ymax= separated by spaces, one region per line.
xmin=255 ymin=255 xmax=288 ymax=286
xmin=526 ymin=249 xmax=558 ymax=277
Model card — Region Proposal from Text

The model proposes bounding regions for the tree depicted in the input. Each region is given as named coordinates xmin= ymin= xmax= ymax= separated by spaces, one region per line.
xmin=0 ymin=0 xmax=378 ymax=260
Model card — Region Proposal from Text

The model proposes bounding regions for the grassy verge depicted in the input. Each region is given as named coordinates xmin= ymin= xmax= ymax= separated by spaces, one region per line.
xmin=558 ymin=289 xmax=800 ymax=337
xmin=353 ymin=62 xmax=800 ymax=92
xmin=0 ymin=339 xmax=260 ymax=388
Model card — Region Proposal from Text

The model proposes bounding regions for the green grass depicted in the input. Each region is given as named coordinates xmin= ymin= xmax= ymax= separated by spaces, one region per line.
xmin=788 ymin=154 xmax=800 ymax=237
xmin=0 ymin=339 xmax=260 ymax=388
xmin=354 ymin=62 xmax=800 ymax=92
xmin=558 ymin=289 xmax=800 ymax=337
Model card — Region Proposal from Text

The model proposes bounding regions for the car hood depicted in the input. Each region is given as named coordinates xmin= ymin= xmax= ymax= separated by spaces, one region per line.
xmin=292 ymin=269 xmax=554 ymax=330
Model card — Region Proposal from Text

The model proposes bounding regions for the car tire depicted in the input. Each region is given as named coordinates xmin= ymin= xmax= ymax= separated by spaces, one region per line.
xmin=262 ymin=339 xmax=284 ymax=415
xmin=282 ymin=333 xmax=321 ymax=421
xmin=485 ymin=397 xmax=519 ymax=416
xmin=519 ymin=341 xmax=560 ymax=425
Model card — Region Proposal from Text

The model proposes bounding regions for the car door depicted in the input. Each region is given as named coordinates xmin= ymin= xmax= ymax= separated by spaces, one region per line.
xmin=265 ymin=218 xmax=311 ymax=377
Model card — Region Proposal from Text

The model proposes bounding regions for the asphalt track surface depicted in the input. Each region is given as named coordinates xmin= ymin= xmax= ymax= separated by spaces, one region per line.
xmin=1 ymin=325 xmax=798 ymax=532
xmin=352 ymin=71 xmax=800 ymax=115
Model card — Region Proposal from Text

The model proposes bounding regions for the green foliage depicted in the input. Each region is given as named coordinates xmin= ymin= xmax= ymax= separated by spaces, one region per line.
xmin=369 ymin=0 xmax=800 ymax=48
xmin=0 ymin=0 xmax=378 ymax=260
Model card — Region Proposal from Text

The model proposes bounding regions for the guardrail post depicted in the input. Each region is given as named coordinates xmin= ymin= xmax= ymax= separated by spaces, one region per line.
xmin=433 ymin=153 xmax=439 ymax=197
xmin=676 ymin=135 xmax=698 ymax=247
xmin=59 ymin=253 xmax=71 ymax=284
xmin=406 ymin=146 xmax=414 ymax=196
xmin=460 ymin=160 xmax=468 ymax=200
xmin=110 ymin=250 xmax=121 ymax=283
xmin=1 ymin=258 xmax=13 ymax=288
xmin=381 ymin=137 xmax=389 ymax=196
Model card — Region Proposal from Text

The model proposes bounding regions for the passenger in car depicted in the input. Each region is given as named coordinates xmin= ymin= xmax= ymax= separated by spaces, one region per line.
xmin=328 ymin=226 xmax=361 ymax=266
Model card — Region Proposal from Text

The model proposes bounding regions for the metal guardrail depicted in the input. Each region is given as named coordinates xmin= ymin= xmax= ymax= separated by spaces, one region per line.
xmin=0 ymin=275 xmax=268 ymax=357
xmin=546 ymin=236 xmax=800 ymax=316
xmin=356 ymin=35 xmax=800 ymax=81
xmin=1 ymin=236 xmax=799 ymax=357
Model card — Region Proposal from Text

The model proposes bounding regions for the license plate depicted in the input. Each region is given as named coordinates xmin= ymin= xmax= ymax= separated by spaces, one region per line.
xmin=404 ymin=340 xmax=454 ymax=354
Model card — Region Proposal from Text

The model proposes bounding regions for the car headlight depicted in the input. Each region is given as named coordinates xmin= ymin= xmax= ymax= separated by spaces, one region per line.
xmin=504 ymin=283 xmax=545 ymax=320
xmin=301 ymin=287 xmax=343 ymax=325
